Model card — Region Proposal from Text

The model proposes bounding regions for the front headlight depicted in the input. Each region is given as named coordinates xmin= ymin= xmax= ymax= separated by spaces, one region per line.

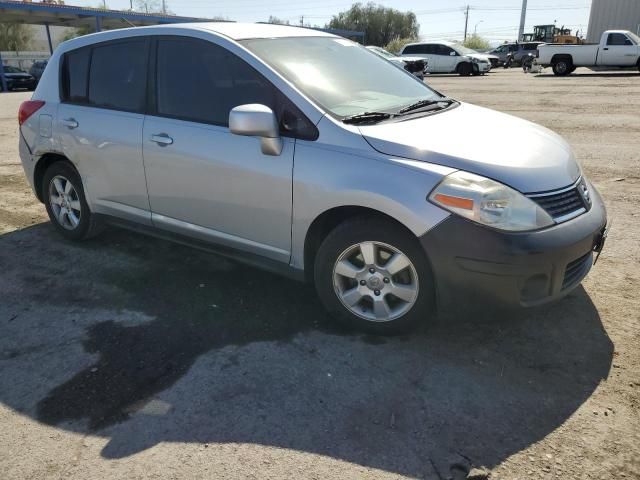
xmin=429 ymin=171 xmax=554 ymax=231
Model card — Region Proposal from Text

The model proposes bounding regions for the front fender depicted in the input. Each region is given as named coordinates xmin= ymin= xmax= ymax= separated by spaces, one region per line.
xmin=290 ymin=142 xmax=452 ymax=269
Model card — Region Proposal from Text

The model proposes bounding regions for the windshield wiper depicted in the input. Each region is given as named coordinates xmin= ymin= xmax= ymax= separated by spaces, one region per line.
xmin=342 ymin=111 xmax=393 ymax=125
xmin=398 ymin=97 xmax=455 ymax=114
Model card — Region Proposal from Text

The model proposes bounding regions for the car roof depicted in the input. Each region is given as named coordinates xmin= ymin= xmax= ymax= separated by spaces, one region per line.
xmin=185 ymin=22 xmax=336 ymax=39
xmin=404 ymin=40 xmax=453 ymax=47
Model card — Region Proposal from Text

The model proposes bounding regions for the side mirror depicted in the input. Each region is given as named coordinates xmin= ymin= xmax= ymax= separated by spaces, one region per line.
xmin=229 ymin=104 xmax=282 ymax=156
xmin=449 ymin=51 xmax=456 ymax=56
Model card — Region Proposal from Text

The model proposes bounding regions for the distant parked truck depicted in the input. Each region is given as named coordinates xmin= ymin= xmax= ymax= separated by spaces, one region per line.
xmin=537 ymin=30 xmax=640 ymax=76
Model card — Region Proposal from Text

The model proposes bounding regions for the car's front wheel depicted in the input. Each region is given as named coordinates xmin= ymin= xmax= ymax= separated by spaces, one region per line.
xmin=314 ymin=216 xmax=434 ymax=334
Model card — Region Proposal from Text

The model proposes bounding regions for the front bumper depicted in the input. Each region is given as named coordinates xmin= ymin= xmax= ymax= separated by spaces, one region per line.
xmin=420 ymin=183 xmax=607 ymax=309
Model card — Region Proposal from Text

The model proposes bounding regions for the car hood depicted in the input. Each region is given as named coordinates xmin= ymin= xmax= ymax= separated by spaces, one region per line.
xmin=358 ymin=102 xmax=581 ymax=193
xmin=466 ymin=53 xmax=493 ymax=61
xmin=4 ymin=72 xmax=32 ymax=79
xmin=398 ymin=56 xmax=426 ymax=63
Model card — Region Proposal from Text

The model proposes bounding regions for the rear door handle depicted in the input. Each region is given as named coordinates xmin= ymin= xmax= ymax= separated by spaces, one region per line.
xmin=603 ymin=47 xmax=609 ymax=50
xmin=61 ymin=118 xmax=78 ymax=129
xmin=150 ymin=133 xmax=173 ymax=146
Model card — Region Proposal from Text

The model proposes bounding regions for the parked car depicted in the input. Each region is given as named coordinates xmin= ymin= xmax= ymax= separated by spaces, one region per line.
xmin=29 ymin=60 xmax=48 ymax=83
xmin=537 ymin=30 xmax=640 ymax=76
xmin=399 ymin=41 xmax=492 ymax=75
xmin=1 ymin=65 xmax=37 ymax=91
xmin=18 ymin=23 xmax=608 ymax=334
xmin=366 ymin=46 xmax=427 ymax=79
xmin=490 ymin=42 xmax=544 ymax=67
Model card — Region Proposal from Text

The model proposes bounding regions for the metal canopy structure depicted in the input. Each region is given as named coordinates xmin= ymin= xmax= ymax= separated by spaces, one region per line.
xmin=0 ymin=1 xmax=209 ymax=31
xmin=0 ymin=0 xmax=364 ymax=92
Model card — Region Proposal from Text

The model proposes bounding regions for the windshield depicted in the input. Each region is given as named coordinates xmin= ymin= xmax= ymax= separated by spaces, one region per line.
xmin=242 ymin=36 xmax=442 ymax=118
xmin=452 ymin=44 xmax=479 ymax=56
xmin=627 ymin=31 xmax=640 ymax=44
xmin=3 ymin=66 xmax=22 ymax=73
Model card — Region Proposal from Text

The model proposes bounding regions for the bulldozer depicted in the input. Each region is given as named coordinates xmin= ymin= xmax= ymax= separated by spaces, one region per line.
xmin=522 ymin=25 xmax=583 ymax=44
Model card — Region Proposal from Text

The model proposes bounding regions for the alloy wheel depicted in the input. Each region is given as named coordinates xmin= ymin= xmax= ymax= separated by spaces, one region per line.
xmin=48 ymin=175 xmax=82 ymax=230
xmin=332 ymin=241 xmax=419 ymax=322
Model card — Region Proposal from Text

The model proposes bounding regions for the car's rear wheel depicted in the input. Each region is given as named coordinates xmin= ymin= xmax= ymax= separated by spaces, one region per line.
xmin=552 ymin=59 xmax=572 ymax=76
xmin=42 ymin=161 xmax=103 ymax=240
xmin=314 ymin=216 xmax=434 ymax=334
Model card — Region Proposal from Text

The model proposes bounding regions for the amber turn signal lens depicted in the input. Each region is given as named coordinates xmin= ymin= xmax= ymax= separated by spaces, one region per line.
xmin=433 ymin=193 xmax=474 ymax=210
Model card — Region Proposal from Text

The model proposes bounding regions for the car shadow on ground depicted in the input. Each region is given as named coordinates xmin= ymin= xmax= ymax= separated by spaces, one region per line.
xmin=0 ymin=223 xmax=613 ymax=478
xmin=535 ymin=72 xmax=640 ymax=78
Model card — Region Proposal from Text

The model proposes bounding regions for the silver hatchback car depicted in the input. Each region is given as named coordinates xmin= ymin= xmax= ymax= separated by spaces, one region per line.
xmin=18 ymin=23 xmax=608 ymax=334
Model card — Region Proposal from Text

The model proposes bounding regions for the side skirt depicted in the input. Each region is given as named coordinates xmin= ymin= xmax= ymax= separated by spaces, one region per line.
xmin=100 ymin=215 xmax=306 ymax=283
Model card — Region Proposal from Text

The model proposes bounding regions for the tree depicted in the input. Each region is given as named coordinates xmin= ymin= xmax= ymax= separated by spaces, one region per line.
xmin=385 ymin=36 xmax=419 ymax=54
xmin=267 ymin=16 xmax=290 ymax=25
xmin=61 ymin=25 xmax=95 ymax=42
xmin=327 ymin=2 xmax=419 ymax=47
xmin=134 ymin=0 xmax=165 ymax=14
xmin=463 ymin=34 xmax=491 ymax=51
xmin=0 ymin=23 xmax=33 ymax=53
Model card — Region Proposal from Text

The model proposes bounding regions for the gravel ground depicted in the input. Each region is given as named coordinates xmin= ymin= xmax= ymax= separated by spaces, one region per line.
xmin=0 ymin=67 xmax=638 ymax=480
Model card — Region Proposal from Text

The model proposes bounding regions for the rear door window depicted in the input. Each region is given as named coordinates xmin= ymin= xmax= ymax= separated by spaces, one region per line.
xmin=61 ymin=39 xmax=148 ymax=112
xmin=88 ymin=40 xmax=148 ymax=112
xmin=403 ymin=44 xmax=428 ymax=55
xmin=62 ymin=47 xmax=90 ymax=103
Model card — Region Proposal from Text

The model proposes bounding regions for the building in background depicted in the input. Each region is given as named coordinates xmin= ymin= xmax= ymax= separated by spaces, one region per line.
xmin=587 ymin=0 xmax=640 ymax=43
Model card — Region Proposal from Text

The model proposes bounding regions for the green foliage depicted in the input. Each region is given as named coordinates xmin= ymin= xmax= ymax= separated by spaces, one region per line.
xmin=463 ymin=34 xmax=491 ymax=51
xmin=384 ymin=36 xmax=419 ymax=55
xmin=0 ymin=23 xmax=33 ymax=52
xmin=267 ymin=16 xmax=290 ymax=25
xmin=134 ymin=0 xmax=164 ymax=14
xmin=327 ymin=2 xmax=419 ymax=47
xmin=61 ymin=25 xmax=95 ymax=42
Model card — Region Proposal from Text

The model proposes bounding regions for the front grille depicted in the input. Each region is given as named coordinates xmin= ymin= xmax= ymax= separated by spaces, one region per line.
xmin=527 ymin=178 xmax=589 ymax=223
xmin=562 ymin=252 xmax=592 ymax=290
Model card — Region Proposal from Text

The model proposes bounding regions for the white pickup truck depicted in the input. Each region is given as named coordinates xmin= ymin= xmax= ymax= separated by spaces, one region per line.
xmin=537 ymin=30 xmax=640 ymax=76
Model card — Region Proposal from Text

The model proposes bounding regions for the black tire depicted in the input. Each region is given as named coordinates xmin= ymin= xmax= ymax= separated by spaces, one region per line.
xmin=42 ymin=161 xmax=103 ymax=241
xmin=458 ymin=62 xmax=473 ymax=76
xmin=552 ymin=59 xmax=572 ymax=76
xmin=314 ymin=216 xmax=435 ymax=335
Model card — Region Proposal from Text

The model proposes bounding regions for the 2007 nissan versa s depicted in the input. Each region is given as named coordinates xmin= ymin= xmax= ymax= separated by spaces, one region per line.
xmin=18 ymin=23 xmax=608 ymax=334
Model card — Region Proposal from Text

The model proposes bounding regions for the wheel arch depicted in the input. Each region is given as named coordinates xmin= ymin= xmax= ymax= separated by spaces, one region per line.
xmin=33 ymin=153 xmax=77 ymax=203
xmin=456 ymin=61 xmax=473 ymax=74
xmin=551 ymin=53 xmax=573 ymax=65
xmin=303 ymin=206 xmax=419 ymax=283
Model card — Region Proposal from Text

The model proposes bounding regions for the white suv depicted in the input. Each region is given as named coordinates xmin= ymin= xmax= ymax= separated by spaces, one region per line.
xmin=400 ymin=41 xmax=492 ymax=75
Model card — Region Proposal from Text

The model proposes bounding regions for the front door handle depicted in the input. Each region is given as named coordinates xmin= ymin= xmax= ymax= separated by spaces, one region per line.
xmin=61 ymin=118 xmax=78 ymax=129
xmin=603 ymin=47 xmax=609 ymax=50
xmin=150 ymin=133 xmax=173 ymax=146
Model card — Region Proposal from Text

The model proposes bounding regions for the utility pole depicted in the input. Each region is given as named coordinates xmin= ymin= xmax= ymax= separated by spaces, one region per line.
xmin=518 ymin=0 xmax=528 ymax=42
xmin=162 ymin=0 xmax=166 ymax=14
xmin=463 ymin=5 xmax=470 ymax=42
xmin=300 ymin=16 xmax=304 ymax=27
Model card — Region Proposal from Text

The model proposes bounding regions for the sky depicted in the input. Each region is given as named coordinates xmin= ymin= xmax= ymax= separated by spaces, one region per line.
xmin=69 ymin=0 xmax=593 ymax=44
